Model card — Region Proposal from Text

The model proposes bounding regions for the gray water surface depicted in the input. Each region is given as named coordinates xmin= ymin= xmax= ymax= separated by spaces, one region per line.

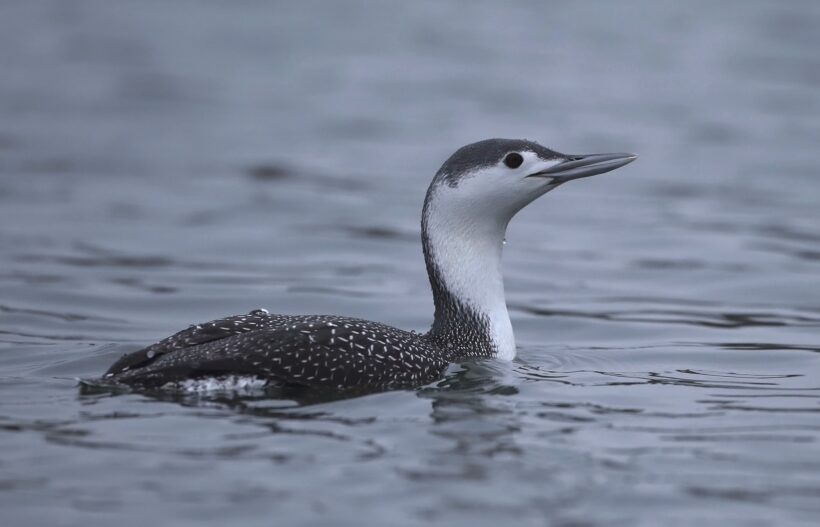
xmin=1 ymin=1 xmax=819 ymax=526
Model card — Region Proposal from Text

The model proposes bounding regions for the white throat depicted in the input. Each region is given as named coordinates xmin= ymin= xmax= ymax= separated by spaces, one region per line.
xmin=423 ymin=182 xmax=516 ymax=360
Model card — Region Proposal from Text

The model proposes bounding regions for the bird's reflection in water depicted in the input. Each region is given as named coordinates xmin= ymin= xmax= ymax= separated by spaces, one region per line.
xmin=77 ymin=360 xmax=522 ymax=427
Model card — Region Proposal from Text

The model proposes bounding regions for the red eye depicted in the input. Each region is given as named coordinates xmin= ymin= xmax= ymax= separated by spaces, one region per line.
xmin=503 ymin=152 xmax=523 ymax=169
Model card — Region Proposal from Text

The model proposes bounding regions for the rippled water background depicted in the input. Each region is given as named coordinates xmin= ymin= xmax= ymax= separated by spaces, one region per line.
xmin=1 ymin=1 xmax=819 ymax=525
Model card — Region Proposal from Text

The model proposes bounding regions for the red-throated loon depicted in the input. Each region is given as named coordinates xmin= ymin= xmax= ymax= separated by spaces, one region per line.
xmin=101 ymin=139 xmax=636 ymax=391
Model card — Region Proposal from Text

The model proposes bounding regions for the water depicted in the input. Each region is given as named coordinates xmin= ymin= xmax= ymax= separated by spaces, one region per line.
xmin=1 ymin=1 xmax=819 ymax=525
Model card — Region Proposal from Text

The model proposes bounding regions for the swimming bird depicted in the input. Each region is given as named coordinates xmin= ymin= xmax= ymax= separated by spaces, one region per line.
xmin=102 ymin=139 xmax=636 ymax=391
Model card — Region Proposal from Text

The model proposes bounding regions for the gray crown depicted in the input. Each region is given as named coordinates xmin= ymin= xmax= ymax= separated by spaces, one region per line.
xmin=435 ymin=138 xmax=565 ymax=186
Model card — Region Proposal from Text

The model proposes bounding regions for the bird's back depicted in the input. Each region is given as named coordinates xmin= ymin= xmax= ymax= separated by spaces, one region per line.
xmin=104 ymin=311 xmax=450 ymax=390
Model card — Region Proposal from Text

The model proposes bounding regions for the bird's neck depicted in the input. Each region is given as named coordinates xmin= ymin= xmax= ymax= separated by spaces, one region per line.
xmin=421 ymin=187 xmax=515 ymax=360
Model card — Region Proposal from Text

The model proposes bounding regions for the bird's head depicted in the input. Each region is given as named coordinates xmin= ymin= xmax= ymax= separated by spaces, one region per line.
xmin=427 ymin=138 xmax=637 ymax=226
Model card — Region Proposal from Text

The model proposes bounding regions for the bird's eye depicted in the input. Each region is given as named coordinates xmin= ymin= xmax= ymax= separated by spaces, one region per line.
xmin=503 ymin=152 xmax=523 ymax=169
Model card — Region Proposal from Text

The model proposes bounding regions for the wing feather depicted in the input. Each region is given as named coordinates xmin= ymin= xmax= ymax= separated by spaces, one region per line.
xmin=108 ymin=317 xmax=447 ymax=390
